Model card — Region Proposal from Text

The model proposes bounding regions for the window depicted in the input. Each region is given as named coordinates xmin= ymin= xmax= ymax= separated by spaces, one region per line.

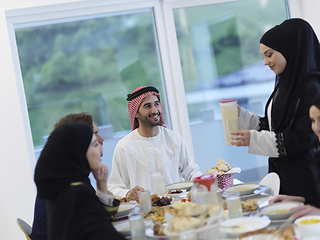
xmin=12 ymin=6 xmax=171 ymax=184
xmin=8 ymin=0 xmax=289 ymax=185
xmin=171 ymin=0 xmax=287 ymax=182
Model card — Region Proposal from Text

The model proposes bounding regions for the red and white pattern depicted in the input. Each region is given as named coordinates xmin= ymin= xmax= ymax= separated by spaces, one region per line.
xmin=128 ymin=86 xmax=166 ymax=131
xmin=217 ymin=173 xmax=234 ymax=190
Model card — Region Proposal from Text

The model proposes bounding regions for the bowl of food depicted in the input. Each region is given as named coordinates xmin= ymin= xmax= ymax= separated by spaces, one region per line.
xmin=223 ymin=183 xmax=260 ymax=196
xmin=115 ymin=201 xmax=137 ymax=218
xmin=259 ymin=202 xmax=303 ymax=220
xmin=294 ymin=215 xmax=320 ymax=236
xmin=219 ymin=217 xmax=271 ymax=238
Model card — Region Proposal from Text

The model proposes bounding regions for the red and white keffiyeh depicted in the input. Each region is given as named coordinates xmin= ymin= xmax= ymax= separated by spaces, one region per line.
xmin=127 ymin=86 xmax=166 ymax=131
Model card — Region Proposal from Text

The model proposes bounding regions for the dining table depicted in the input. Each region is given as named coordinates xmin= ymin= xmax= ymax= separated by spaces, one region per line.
xmin=113 ymin=179 xmax=300 ymax=240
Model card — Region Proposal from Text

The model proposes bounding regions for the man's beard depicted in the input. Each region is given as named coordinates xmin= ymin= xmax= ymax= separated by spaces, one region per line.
xmin=137 ymin=112 xmax=162 ymax=127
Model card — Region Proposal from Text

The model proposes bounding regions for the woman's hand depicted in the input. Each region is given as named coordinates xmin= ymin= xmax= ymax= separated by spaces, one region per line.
xmin=92 ymin=164 xmax=109 ymax=192
xmin=269 ymin=194 xmax=305 ymax=204
xmin=126 ymin=186 xmax=145 ymax=200
xmin=289 ymin=205 xmax=320 ymax=219
xmin=230 ymin=130 xmax=250 ymax=146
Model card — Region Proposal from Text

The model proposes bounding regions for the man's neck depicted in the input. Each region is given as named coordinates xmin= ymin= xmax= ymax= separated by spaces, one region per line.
xmin=137 ymin=125 xmax=160 ymax=137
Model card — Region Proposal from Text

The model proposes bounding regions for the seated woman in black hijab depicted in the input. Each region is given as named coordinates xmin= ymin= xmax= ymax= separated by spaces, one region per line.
xmin=34 ymin=122 xmax=126 ymax=240
xmin=231 ymin=18 xmax=320 ymax=201
xmin=269 ymin=94 xmax=320 ymax=219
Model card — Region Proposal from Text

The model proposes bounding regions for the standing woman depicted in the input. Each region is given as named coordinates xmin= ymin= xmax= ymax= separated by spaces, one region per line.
xmin=34 ymin=123 xmax=125 ymax=240
xmin=231 ymin=18 xmax=320 ymax=200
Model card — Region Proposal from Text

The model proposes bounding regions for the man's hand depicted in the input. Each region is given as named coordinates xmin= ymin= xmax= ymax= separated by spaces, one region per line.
xmin=126 ymin=186 xmax=145 ymax=200
xmin=269 ymin=194 xmax=305 ymax=204
xmin=289 ymin=205 xmax=320 ymax=219
xmin=230 ymin=130 xmax=250 ymax=146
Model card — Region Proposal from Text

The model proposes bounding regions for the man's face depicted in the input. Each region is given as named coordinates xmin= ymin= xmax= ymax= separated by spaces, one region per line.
xmin=135 ymin=95 xmax=162 ymax=128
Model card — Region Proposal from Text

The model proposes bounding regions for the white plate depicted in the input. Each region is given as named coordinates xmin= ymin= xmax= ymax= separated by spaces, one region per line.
xmin=145 ymin=228 xmax=169 ymax=239
xmin=166 ymin=181 xmax=193 ymax=191
xmin=239 ymin=185 xmax=269 ymax=200
xmin=219 ymin=216 xmax=271 ymax=238
xmin=115 ymin=201 xmax=137 ymax=218
xmin=222 ymin=185 xmax=268 ymax=200
xmin=224 ymin=183 xmax=261 ymax=196
xmin=165 ymin=190 xmax=186 ymax=198
xmin=259 ymin=201 xmax=303 ymax=220
xmin=113 ymin=219 xmax=152 ymax=236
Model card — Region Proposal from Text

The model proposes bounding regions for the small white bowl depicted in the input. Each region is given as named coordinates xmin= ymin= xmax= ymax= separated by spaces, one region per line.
xmin=223 ymin=183 xmax=260 ymax=196
xmin=294 ymin=215 xmax=320 ymax=237
xmin=259 ymin=202 xmax=303 ymax=220
xmin=219 ymin=217 xmax=271 ymax=238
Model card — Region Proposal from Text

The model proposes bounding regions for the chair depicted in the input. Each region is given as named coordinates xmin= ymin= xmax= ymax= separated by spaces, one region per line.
xmin=260 ymin=172 xmax=280 ymax=196
xmin=17 ymin=218 xmax=32 ymax=240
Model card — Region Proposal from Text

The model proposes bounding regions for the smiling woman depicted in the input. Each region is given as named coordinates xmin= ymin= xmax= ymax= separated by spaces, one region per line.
xmin=260 ymin=44 xmax=287 ymax=75
xmin=233 ymin=18 xmax=320 ymax=201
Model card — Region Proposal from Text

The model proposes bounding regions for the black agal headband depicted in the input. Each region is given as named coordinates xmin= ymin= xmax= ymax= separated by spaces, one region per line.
xmin=126 ymin=86 xmax=159 ymax=101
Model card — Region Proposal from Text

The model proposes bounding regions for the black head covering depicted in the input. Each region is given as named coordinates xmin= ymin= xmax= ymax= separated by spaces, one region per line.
xmin=260 ymin=18 xmax=320 ymax=131
xmin=35 ymin=122 xmax=93 ymax=199
xmin=311 ymin=94 xmax=320 ymax=111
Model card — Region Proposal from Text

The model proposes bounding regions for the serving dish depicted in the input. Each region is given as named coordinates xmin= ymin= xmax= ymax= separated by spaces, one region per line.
xmin=223 ymin=182 xmax=261 ymax=196
xmin=166 ymin=181 xmax=193 ymax=191
xmin=113 ymin=219 xmax=152 ymax=236
xmin=219 ymin=217 xmax=271 ymax=238
xmin=294 ymin=215 xmax=320 ymax=236
xmin=145 ymin=228 xmax=169 ymax=239
xmin=115 ymin=201 xmax=137 ymax=218
xmin=259 ymin=202 xmax=303 ymax=220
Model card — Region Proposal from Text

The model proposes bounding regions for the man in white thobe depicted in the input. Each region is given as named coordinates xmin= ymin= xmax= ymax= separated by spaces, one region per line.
xmin=108 ymin=86 xmax=202 ymax=200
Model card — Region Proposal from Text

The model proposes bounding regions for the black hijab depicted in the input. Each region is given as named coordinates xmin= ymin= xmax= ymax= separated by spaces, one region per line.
xmin=35 ymin=122 xmax=93 ymax=199
xmin=260 ymin=18 xmax=320 ymax=132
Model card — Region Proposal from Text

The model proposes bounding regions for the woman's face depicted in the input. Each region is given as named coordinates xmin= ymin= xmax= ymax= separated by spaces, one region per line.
xmin=260 ymin=43 xmax=287 ymax=75
xmin=310 ymin=105 xmax=320 ymax=141
xmin=86 ymin=134 xmax=103 ymax=171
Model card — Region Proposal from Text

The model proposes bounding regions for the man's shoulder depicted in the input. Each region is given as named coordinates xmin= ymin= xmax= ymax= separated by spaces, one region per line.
xmin=160 ymin=127 xmax=183 ymax=142
xmin=115 ymin=130 xmax=138 ymax=148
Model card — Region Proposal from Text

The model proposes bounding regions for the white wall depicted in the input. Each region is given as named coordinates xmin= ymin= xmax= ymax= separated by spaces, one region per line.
xmin=0 ymin=0 xmax=319 ymax=239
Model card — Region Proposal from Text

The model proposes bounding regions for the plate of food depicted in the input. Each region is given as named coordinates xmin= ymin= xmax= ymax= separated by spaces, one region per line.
xmin=143 ymin=206 xmax=173 ymax=223
xmin=219 ymin=217 xmax=271 ymax=238
xmin=165 ymin=189 xmax=184 ymax=198
xmin=223 ymin=199 xmax=259 ymax=216
xmin=145 ymin=223 xmax=169 ymax=239
xmin=113 ymin=219 xmax=152 ymax=236
xmin=166 ymin=181 xmax=193 ymax=191
xmin=223 ymin=182 xmax=261 ymax=196
xmin=259 ymin=201 xmax=303 ymax=220
xmin=115 ymin=201 xmax=137 ymax=218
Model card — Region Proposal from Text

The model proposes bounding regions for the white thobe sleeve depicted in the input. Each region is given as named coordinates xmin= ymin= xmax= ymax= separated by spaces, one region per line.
xmin=179 ymin=137 xmax=203 ymax=180
xmin=96 ymin=189 xmax=114 ymax=206
xmin=249 ymin=130 xmax=279 ymax=157
xmin=238 ymin=107 xmax=260 ymax=130
xmin=107 ymin=147 xmax=130 ymax=198
xmin=239 ymin=107 xmax=279 ymax=157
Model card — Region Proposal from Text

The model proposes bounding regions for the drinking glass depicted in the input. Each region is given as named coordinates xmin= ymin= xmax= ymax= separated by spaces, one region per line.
xmin=226 ymin=118 xmax=240 ymax=144
xmin=128 ymin=208 xmax=147 ymax=240
xmin=151 ymin=174 xmax=167 ymax=195
xmin=225 ymin=192 xmax=243 ymax=219
xmin=138 ymin=190 xmax=152 ymax=214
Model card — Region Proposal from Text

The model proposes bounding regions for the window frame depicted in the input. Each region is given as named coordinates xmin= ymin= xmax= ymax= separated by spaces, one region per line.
xmin=5 ymin=0 xmax=295 ymax=169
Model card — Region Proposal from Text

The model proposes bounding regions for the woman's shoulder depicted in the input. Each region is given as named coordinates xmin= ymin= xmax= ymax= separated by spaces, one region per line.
xmin=303 ymin=76 xmax=320 ymax=95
